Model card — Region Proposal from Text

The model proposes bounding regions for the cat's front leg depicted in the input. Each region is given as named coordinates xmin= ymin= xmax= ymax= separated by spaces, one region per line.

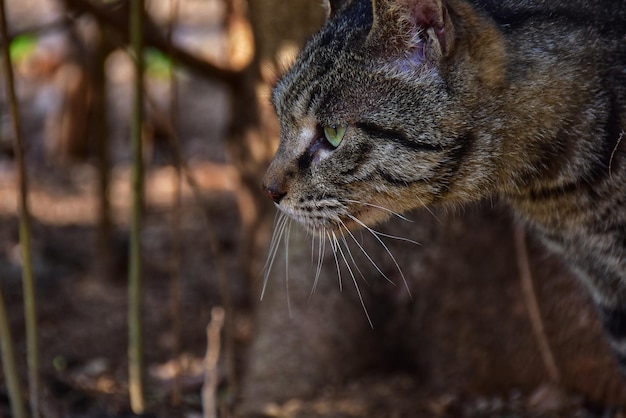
xmin=538 ymin=227 xmax=626 ymax=376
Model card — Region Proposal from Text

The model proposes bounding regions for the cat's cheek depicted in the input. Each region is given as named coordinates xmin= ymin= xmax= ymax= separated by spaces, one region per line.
xmin=311 ymin=147 xmax=334 ymax=165
xmin=355 ymin=209 xmax=392 ymax=229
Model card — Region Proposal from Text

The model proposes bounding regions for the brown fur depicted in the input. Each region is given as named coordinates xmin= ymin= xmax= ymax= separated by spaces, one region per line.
xmin=258 ymin=0 xmax=626 ymax=409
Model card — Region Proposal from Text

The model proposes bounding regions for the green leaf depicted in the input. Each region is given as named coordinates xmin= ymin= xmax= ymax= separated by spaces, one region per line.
xmin=10 ymin=34 xmax=38 ymax=63
xmin=145 ymin=47 xmax=174 ymax=78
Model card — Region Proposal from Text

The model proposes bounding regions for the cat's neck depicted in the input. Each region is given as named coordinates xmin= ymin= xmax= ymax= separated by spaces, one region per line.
xmin=453 ymin=2 xmax=624 ymax=225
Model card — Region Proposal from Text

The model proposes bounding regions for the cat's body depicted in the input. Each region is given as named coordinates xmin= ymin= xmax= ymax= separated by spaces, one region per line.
xmin=263 ymin=0 xmax=626 ymax=374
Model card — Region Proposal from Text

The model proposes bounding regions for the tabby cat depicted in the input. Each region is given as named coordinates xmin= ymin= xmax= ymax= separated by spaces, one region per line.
xmin=262 ymin=0 xmax=626 ymax=370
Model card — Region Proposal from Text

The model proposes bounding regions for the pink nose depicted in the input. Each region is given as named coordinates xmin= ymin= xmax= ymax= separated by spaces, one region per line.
xmin=263 ymin=183 xmax=286 ymax=204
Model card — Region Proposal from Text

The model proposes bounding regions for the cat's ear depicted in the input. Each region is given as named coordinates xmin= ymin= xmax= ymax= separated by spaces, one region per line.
xmin=322 ymin=0 xmax=350 ymax=20
xmin=368 ymin=0 xmax=454 ymax=69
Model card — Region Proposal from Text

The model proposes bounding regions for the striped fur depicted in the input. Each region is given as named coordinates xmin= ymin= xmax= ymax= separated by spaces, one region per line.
xmin=263 ymin=0 xmax=626 ymax=371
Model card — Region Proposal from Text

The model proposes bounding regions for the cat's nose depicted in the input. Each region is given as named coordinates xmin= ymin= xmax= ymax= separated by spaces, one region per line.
xmin=263 ymin=183 xmax=287 ymax=204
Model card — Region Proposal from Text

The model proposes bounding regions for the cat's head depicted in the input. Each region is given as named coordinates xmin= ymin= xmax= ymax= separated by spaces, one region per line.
xmin=263 ymin=0 xmax=503 ymax=234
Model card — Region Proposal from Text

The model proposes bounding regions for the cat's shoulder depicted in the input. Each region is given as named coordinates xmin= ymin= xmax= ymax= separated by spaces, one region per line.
xmin=469 ymin=0 xmax=626 ymax=30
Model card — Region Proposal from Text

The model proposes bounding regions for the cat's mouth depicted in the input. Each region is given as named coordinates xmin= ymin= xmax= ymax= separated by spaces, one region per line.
xmin=278 ymin=199 xmax=395 ymax=237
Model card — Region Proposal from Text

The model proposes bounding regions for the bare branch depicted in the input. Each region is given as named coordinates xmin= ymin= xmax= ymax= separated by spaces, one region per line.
xmin=203 ymin=307 xmax=225 ymax=418
xmin=61 ymin=0 xmax=244 ymax=86
xmin=514 ymin=225 xmax=561 ymax=383
xmin=0 ymin=0 xmax=40 ymax=415
xmin=128 ymin=0 xmax=146 ymax=413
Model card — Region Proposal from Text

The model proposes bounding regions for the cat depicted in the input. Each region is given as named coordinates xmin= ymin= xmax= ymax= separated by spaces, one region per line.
xmin=262 ymin=0 xmax=626 ymax=374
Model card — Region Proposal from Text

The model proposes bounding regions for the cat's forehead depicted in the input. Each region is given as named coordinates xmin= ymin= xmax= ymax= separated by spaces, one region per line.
xmin=272 ymin=1 xmax=373 ymax=119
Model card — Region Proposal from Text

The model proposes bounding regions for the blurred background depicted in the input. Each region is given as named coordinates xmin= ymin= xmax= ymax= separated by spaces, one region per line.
xmin=1 ymin=1 xmax=626 ymax=417
xmin=0 ymin=0 xmax=324 ymax=416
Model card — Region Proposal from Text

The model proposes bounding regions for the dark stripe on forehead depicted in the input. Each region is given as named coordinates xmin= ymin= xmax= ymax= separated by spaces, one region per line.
xmin=274 ymin=30 xmax=332 ymax=110
xmin=297 ymin=35 xmax=368 ymax=116
xmin=305 ymin=83 xmax=328 ymax=116
xmin=277 ymin=48 xmax=339 ymax=116
xmin=275 ymin=0 xmax=371 ymax=117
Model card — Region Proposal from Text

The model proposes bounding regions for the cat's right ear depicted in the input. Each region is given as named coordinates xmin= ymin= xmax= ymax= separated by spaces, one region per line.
xmin=368 ymin=0 xmax=454 ymax=70
xmin=322 ymin=0 xmax=349 ymax=20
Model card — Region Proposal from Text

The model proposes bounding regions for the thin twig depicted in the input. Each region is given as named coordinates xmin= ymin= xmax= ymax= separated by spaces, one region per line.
xmin=94 ymin=22 xmax=113 ymax=280
xmin=514 ymin=225 xmax=561 ymax=383
xmin=167 ymin=0 xmax=183 ymax=407
xmin=0 ymin=1 xmax=39 ymax=416
xmin=202 ymin=307 xmax=225 ymax=418
xmin=143 ymin=88 xmax=238 ymax=403
xmin=128 ymin=0 xmax=146 ymax=413
xmin=0 ymin=283 xmax=28 ymax=418
xmin=169 ymin=166 xmax=183 ymax=407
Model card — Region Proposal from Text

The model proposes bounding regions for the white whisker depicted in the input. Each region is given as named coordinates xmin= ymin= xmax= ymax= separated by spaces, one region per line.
xmin=311 ymin=229 xmax=326 ymax=297
xmin=340 ymin=234 xmax=368 ymax=286
xmin=284 ymin=218 xmax=293 ymax=317
xmin=346 ymin=213 xmax=421 ymax=246
xmin=413 ymin=195 xmax=442 ymax=224
xmin=367 ymin=230 xmax=421 ymax=246
xmin=327 ymin=230 xmax=343 ymax=292
xmin=259 ymin=212 xmax=286 ymax=276
xmin=333 ymin=230 xmax=374 ymax=328
xmin=348 ymin=214 xmax=413 ymax=300
xmin=261 ymin=213 xmax=289 ymax=300
xmin=339 ymin=220 xmax=396 ymax=286
xmin=261 ymin=197 xmax=416 ymax=328
xmin=344 ymin=199 xmax=414 ymax=222
xmin=310 ymin=226 xmax=318 ymax=265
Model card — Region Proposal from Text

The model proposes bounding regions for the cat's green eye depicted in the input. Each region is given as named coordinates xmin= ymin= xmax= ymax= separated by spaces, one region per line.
xmin=323 ymin=124 xmax=347 ymax=148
